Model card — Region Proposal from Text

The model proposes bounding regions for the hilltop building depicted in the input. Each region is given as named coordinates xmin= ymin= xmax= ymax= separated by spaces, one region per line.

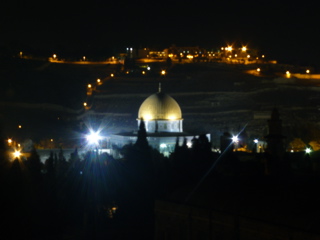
xmin=110 ymin=85 xmax=210 ymax=157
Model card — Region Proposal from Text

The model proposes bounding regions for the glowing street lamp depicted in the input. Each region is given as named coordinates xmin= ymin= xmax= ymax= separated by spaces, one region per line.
xmin=232 ymin=135 xmax=239 ymax=143
xmin=241 ymin=46 xmax=247 ymax=52
xmin=161 ymin=70 xmax=166 ymax=76
xmin=86 ymin=130 xmax=102 ymax=146
xmin=13 ymin=150 xmax=21 ymax=159
xmin=306 ymin=69 xmax=310 ymax=74
xmin=286 ymin=71 xmax=290 ymax=77
xmin=257 ymin=68 xmax=261 ymax=72
xmin=305 ymin=147 xmax=312 ymax=154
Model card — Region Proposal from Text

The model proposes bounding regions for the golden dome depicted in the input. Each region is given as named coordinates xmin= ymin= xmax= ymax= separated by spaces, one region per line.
xmin=138 ymin=92 xmax=182 ymax=120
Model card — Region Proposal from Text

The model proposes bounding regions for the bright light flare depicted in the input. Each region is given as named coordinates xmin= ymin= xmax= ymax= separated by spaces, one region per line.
xmin=305 ymin=148 xmax=312 ymax=154
xmin=232 ymin=135 xmax=239 ymax=143
xmin=13 ymin=150 xmax=21 ymax=158
xmin=86 ymin=130 xmax=102 ymax=145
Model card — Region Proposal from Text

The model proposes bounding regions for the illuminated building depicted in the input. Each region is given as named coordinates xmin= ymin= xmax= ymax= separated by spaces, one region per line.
xmin=110 ymin=86 xmax=210 ymax=156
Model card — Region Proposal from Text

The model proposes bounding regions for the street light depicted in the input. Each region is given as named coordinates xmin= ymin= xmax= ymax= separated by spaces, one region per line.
xmin=86 ymin=130 xmax=102 ymax=146
xmin=232 ymin=135 xmax=239 ymax=143
xmin=13 ymin=150 xmax=21 ymax=159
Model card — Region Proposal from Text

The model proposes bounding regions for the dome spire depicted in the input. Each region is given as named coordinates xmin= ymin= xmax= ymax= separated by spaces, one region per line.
xmin=158 ymin=82 xmax=161 ymax=93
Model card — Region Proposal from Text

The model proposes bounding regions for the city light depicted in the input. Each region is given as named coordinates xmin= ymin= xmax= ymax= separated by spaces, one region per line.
xmin=305 ymin=147 xmax=312 ymax=154
xmin=13 ymin=150 xmax=21 ymax=159
xmin=286 ymin=71 xmax=290 ymax=77
xmin=232 ymin=135 xmax=239 ymax=143
xmin=161 ymin=70 xmax=166 ymax=75
xmin=160 ymin=143 xmax=167 ymax=148
xmin=241 ymin=46 xmax=247 ymax=52
xmin=254 ymin=139 xmax=259 ymax=144
xmin=86 ymin=130 xmax=102 ymax=146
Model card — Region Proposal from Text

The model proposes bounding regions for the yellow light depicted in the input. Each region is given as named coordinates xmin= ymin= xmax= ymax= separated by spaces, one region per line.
xmin=221 ymin=47 xmax=224 ymax=50
xmin=186 ymin=55 xmax=193 ymax=59
xmin=235 ymin=54 xmax=237 ymax=57
xmin=286 ymin=71 xmax=290 ymax=75
xmin=142 ymin=71 xmax=145 ymax=75
xmin=168 ymin=53 xmax=173 ymax=58
xmin=13 ymin=150 xmax=21 ymax=158
xmin=50 ymin=139 xmax=54 ymax=142
xmin=247 ymin=55 xmax=250 ymax=58
xmin=168 ymin=115 xmax=176 ymax=120
xmin=18 ymin=125 xmax=22 ymax=129
xmin=97 ymin=78 xmax=101 ymax=83
xmin=242 ymin=47 xmax=247 ymax=52
xmin=306 ymin=69 xmax=310 ymax=74
xmin=257 ymin=68 xmax=260 ymax=72
xmin=161 ymin=70 xmax=166 ymax=75
xmin=110 ymin=73 xmax=114 ymax=77
xmin=8 ymin=139 xmax=12 ymax=144
xmin=88 ymin=84 xmax=92 ymax=88
xmin=83 ymin=56 xmax=86 ymax=61
xmin=53 ymin=54 xmax=57 ymax=59
xmin=262 ymin=55 xmax=265 ymax=58
xmin=83 ymin=102 xmax=87 ymax=107
xmin=226 ymin=46 xmax=232 ymax=51
xmin=143 ymin=114 xmax=152 ymax=121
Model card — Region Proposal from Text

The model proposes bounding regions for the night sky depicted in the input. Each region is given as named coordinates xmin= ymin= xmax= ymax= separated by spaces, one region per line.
xmin=1 ymin=0 xmax=320 ymax=65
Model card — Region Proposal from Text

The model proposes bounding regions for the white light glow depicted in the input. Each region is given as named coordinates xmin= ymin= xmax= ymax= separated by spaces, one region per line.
xmin=86 ymin=131 xmax=102 ymax=145
xmin=160 ymin=143 xmax=167 ymax=148
xmin=232 ymin=135 xmax=239 ymax=143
